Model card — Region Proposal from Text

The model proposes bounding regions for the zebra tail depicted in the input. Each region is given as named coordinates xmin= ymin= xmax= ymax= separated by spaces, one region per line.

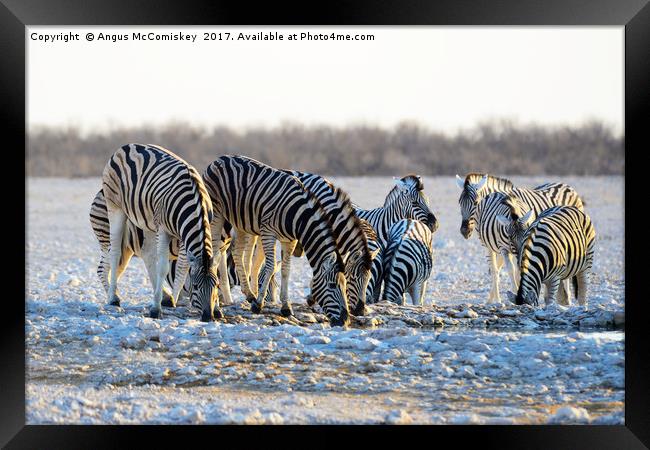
xmin=572 ymin=275 xmax=579 ymax=299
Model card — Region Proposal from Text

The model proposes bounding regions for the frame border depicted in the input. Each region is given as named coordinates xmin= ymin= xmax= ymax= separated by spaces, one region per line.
xmin=4 ymin=0 xmax=648 ymax=447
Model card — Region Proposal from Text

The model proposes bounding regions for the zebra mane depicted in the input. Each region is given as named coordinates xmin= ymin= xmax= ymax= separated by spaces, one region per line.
xmin=294 ymin=181 xmax=347 ymax=270
xmin=464 ymin=173 xmax=514 ymax=190
xmin=326 ymin=184 xmax=372 ymax=271
xmin=358 ymin=218 xmax=378 ymax=243
xmin=184 ymin=164 xmax=215 ymax=271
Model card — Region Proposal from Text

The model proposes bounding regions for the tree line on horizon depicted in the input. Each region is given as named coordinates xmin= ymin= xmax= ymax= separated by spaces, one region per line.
xmin=27 ymin=120 xmax=623 ymax=177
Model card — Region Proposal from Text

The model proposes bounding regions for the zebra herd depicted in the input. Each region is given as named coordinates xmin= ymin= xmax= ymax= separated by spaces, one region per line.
xmin=90 ymin=143 xmax=596 ymax=327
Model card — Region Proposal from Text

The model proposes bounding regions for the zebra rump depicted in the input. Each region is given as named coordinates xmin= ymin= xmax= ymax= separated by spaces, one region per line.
xmin=515 ymin=206 xmax=596 ymax=307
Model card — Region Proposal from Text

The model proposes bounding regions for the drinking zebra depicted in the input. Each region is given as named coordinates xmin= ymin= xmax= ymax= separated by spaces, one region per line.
xmin=101 ymin=144 xmax=219 ymax=321
xmin=89 ymin=189 xmax=234 ymax=309
xmin=202 ymin=155 xmax=350 ymax=326
xmin=381 ymin=219 xmax=435 ymax=306
xmin=457 ymin=173 xmax=584 ymax=303
xmin=508 ymin=206 xmax=596 ymax=307
xmin=276 ymin=170 xmax=377 ymax=316
xmin=354 ymin=175 xmax=437 ymax=243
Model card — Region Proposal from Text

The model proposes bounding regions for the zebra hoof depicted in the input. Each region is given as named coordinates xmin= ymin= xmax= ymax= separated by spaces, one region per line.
xmin=280 ymin=306 xmax=293 ymax=317
xmin=201 ymin=310 xmax=214 ymax=322
xmin=213 ymin=307 xmax=224 ymax=320
xmin=109 ymin=294 xmax=122 ymax=307
xmin=161 ymin=290 xmax=175 ymax=308
xmin=306 ymin=294 xmax=316 ymax=307
xmin=245 ymin=295 xmax=256 ymax=304
xmin=149 ymin=308 xmax=162 ymax=319
xmin=351 ymin=302 xmax=367 ymax=316
xmin=329 ymin=309 xmax=350 ymax=327
xmin=250 ymin=302 xmax=263 ymax=314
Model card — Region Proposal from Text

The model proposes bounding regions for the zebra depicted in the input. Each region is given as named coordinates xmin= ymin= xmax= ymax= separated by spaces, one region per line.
xmin=202 ymin=155 xmax=351 ymax=326
xmin=271 ymin=170 xmax=377 ymax=316
xmin=101 ymin=143 xmax=219 ymax=322
xmin=381 ymin=219 xmax=435 ymax=306
xmin=508 ymin=206 xmax=596 ymax=307
xmin=89 ymin=189 xmax=235 ymax=309
xmin=456 ymin=173 xmax=514 ymax=239
xmin=457 ymin=173 xmax=584 ymax=303
xmin=354 ymin=175 xmax=437 ymax=244
xmin=474 ymin=192 xmax=522 ymax=303
xmin=456 ymin=173 xmax=584 ymax=239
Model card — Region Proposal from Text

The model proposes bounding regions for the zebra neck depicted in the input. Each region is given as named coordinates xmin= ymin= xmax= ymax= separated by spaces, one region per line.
xmin=297 ymin=214 xmax=338 ymax=270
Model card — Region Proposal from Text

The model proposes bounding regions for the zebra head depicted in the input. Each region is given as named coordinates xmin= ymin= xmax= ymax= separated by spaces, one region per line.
xmin=345 ymin=247 xmax=380 ymax=316
xmin=498 ymin=210 xmax=534 ymax=256
xmin=515 ymin=270 xmax=540 ymax=306
xmin=311 ymin=252 xmax=350 ymax=327
xmin=392 ymin=175 xmax=438 ymax=231
xmin=187 ymin=254 xmax=220 ymax=322
xmin=497 ymin=196 xmax=534 ymax=255
xmin=456 ymin=174 xmax=488 ymax=239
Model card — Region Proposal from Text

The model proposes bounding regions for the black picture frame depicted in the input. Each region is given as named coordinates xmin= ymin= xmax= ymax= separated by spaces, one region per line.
xmin=3 ymin=0 xmax=648 ymax=447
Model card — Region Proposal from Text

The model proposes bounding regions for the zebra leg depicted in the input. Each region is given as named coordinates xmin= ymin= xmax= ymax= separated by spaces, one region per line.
xmin=251 ymin=234 xmax=277 ymax=314
xmin=209 ymin=214 xmax=227 ymax=312
xmin=279 ymin=241 xmax=297 ymax=317
xmin=503 ymin=251 xmax=519 ymax=293
xmin=233 ymin=231 xmax=255 ymax=302
xmin=101 ymin=245 xmax=134 ymax=305
xmin=97 ymin=249 xmax=110 ymax=296
xmin=544 ymin=277 xmax=561 ymax=308
xmin=218 ymin=249 xmax=234 ymax=306
xmin=558 ymin=278 xmax=571 ymax=306
xmin=421 ymin=280 xmax=429 ymax=306
xmin=409 ymin=281 xmax=423 ymax=307
xmin=149 ymin=231 xmax=171 ymax=319
xmin=242 ymin=234 xmax=258 ymax=294
xmin=106 ymin=209 xmax=127 ymax=307
xmin=576 ymin=271 xmax=589 ymax=307
xmin=487 ymin=251 xmax=503 ymax=304
xmin=167 ymin=246 xmax=190 ymax=308
xmin=250 ymin=238 xmax=265 ymax=297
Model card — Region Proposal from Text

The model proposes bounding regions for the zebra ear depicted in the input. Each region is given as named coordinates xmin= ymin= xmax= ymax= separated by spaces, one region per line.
xmin=519 ymin=210 xmax=533 ymax=227
xmin=455 ymin=174 xmax=465 ymax=190
xmin=393 ymin=177 xmax=408 ymax=192
xmin=496 ymin=215 xmax=511 ymax=228
xmin=474 ymin=175 xmax=488 ymax=192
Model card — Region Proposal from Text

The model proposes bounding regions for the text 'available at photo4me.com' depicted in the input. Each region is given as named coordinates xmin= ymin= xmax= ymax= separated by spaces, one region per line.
xmin=30 ymin=30 xmax=377 ymax=44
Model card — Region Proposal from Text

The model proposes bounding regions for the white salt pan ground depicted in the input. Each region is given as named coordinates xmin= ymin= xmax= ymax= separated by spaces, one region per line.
xmin=26 ymin=176 xmax=624 ymax=424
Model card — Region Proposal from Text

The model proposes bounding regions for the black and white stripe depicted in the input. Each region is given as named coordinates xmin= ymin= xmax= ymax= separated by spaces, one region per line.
xmin=458 ymin=173 xmax=584 ymax=303
xmin=354 ymin=175 xmax=437 ymax=244
xmin=203 ymin=155 xmax=350 ymax=326
xmin=90 ymin=189 xmax=234 ymax=309
xmin=456 ymin=173 xmax=583 ymax=239
xmin=89 ymin=189 xmax=187 ymax=307
xmin=512 ymin=206 xmax=596 ymax=307
xmin=101 ymin=143 xmax=219 ymax=321
xmin=279 ymin=170 xmax=376 ymax=316
xmin=381 ymin=219 xmax=435 ymax=305
xmin=361 ymin=219 xmax=385 ymax=304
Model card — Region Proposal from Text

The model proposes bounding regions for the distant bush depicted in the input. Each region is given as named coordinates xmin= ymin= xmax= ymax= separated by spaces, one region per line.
xmin=27 ymin=119 xmax=623 ymax=177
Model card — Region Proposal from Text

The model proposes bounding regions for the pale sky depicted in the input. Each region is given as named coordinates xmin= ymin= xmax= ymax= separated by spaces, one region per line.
xmin=27 ymin=26 xmax=623 ymax=134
